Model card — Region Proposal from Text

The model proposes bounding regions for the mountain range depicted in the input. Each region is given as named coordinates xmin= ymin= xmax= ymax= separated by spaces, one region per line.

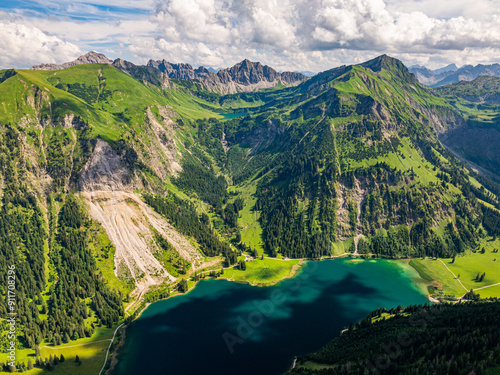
xmin=31 ymin=51 xmax=307 ymax=95
xmin=409 ymin=62 xmax=500 ymax=87
xmin=1 ymin=51 xmax=500 ymax=373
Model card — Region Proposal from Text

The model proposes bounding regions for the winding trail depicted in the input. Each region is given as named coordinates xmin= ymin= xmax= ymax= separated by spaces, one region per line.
xmin=473 ymin=282 xmax=500 ymax=291
xmin=438 ymin=259 xmax=468 ymax=292
xmin=99 ymin=323 xmax=125 ymax=375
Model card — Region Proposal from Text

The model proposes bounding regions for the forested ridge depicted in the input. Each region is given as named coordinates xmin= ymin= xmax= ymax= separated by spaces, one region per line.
xmin=0 ymin=125 xmax=124 ymax=358
xmin=291 ymin=301 xmax=500 ymax=375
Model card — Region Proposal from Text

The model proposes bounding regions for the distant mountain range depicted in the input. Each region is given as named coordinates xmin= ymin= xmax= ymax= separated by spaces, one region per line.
xmin=409 ymin=62 xmax=500 ymax=87
xmin=31 ymin=52 xmax=307 ymax=94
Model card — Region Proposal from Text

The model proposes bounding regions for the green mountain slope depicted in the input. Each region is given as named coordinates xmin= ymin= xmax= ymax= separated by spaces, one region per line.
xmin=433 ymin=76 xmax=500 ymax=178
xmin=187 ymin=55 xmax=498 ymax=261
xmin=0 ymin=55 xmax=500 ymax=372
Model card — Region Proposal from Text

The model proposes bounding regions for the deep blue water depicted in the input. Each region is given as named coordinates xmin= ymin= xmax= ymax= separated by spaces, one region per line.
xmin=114 ymin=259 xmax=428 ymax=375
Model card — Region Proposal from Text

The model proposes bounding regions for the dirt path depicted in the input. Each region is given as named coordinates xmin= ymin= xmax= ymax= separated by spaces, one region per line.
xmin=441 ymin=140 xmax=498 ymax=180
xmin=99 ymin=323 xmax=125 ymax=375
xmin=438 ymin=259 xmax=469 ymax=292
xmin=473 ymin=282 xmax=500 ymax=291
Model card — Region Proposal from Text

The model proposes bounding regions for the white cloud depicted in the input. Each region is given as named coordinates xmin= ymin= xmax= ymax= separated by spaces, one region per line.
xmin=1 ymin=0 xmax=499 ymax=72
xmin=0 ymin=21 xmax=82 ymax=68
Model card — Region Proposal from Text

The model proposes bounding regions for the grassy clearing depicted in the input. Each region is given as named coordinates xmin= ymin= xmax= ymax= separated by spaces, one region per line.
xmin=410 ymin=238 xmax=500 ymax=299
xmin=410 ymin=258 xmax=467 ymax=299
xmin=88 ymin=221 xmax=134 ymax=297
xmin=236 ymin=181 xmax=264 ymax=255
xmin=347 ymin=138 xmax=439 ymax=186
xmin=445 ymin=239 xmax=500 ymax=294
xmin=222 ymin=258 xmax=301 ymax=285
xmin=330 ymin=238 xmax=353 ymax=256
xmin=0 ymin=327 xmax=115 ymax=374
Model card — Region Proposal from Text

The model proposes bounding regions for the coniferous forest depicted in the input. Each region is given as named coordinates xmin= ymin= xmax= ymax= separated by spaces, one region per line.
xmin=291 ymin=301 xmax=500 ymax=375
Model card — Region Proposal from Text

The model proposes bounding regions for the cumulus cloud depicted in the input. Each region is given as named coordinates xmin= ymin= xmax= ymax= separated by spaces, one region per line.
xmin=0 ymin=21 xmax=82 ymax=68
xmin=133 ymin=0 xmax=500 ymax=71
xmin=1 ymin=0 xmax=499 ymax=72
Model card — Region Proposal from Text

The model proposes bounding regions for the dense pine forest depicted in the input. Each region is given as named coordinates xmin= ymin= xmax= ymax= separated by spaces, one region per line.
xmin=291 ymin=301 xmax=500 ymax=375
xmin=0 ymin=125 xmax=123 ymax=356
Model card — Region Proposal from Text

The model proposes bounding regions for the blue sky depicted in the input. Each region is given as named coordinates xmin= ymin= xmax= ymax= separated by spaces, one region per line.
xmin=1 ymin=0 xmax=152 ymax=22
xmin=0 ymin=0 xmax=499 ymax=71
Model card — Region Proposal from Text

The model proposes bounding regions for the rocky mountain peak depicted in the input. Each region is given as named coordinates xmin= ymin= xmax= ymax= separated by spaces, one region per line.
xmin=31 ymin=51 xmax=113 ymax=71
xmin=147 ymin=58 xmax=307 ymax=93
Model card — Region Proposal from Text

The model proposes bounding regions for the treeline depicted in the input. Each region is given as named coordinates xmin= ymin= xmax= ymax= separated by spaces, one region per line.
xmin=292 ymin=301 xmax=500 ymax=375
xmin=143 ymin=194 xmax=238 ymax=265
xmin=46 ymin=195 xmax=123 ymax=347
xmin=357 ymin=217 xmax=476 ymax=258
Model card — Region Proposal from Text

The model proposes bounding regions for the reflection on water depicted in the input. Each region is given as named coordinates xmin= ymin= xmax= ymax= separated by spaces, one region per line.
xmin=114 ymin=259 xmax=428 ymax=375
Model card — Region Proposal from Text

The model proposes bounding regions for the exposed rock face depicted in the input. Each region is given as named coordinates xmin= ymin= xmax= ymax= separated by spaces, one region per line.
xmin=147 ymin=58 xmax=308 ymax=94
xmin=83 ymin=191 xmax=176 ymax=294
xmin=30 ymin=52 xmax=306 ymax=93
xmin=78 ymin=139 xmax=137 ymax=191
xmin=112 ymin=58 xmax=173 ymax=89
xmin=147 ymin=60 xmax=197 ymax=80
xmin=31 ymin=51 xmax=113 ymax=70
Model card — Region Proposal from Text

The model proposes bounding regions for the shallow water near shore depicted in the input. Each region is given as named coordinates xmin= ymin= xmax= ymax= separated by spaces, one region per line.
xmin=113 ymin=258 xmax=429 ymax=375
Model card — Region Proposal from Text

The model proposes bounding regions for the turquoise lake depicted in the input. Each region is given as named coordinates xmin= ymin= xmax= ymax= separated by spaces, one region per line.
xmin=113 ymin=259 xmax=429 ymax=375
xmin=221 ymin=112 xmax=249 ymax=119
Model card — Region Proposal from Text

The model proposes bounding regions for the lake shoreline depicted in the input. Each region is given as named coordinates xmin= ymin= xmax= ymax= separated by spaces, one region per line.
xmin=109 ymin=256 xmax=432 ymax=374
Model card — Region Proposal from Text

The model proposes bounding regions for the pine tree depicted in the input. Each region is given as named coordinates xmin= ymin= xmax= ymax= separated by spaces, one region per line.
xmin=60 ymin=354 xmax=65 ymax=362
xmin=35 ymin=345 xmax=40 ymax=357
xmin=178 ymin=279 xmax=188 ymax=293
xmin=75 ymin=355 xmax=80 ymax=363
xmin=27 ymin=359 xmax=33 ymax=370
